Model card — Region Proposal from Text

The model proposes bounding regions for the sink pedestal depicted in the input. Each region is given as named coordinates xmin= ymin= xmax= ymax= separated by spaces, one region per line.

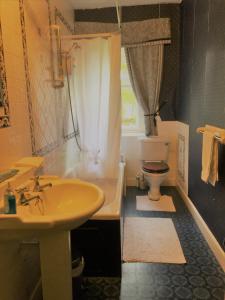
xmin=40 ymin=231 xmax=72 ymax=300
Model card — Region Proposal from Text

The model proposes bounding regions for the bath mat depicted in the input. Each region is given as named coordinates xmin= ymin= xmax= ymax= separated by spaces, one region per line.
xmin=123 ymin=217 xmax=186 ymax=264
xmin=136 ymin=195 xmax=176 ymax=212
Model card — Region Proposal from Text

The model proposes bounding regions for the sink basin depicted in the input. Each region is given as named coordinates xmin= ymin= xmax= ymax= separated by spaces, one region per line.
xmin=0 ymin=179 xmax=104 ymax=240
xmin=0 ymin=178 xmax=105 ymax=300
xmin=0 ymin=166 xmax=105 ymax=300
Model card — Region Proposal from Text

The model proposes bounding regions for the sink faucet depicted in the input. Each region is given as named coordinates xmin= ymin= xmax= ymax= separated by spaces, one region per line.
xmin=32 ymin=176 xmax=52 ymax=192
xmin=16 ymin=187 xmax=41 ymax=206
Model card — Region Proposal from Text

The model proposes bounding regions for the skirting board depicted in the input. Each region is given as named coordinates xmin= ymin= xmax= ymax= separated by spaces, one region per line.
xmin=177 ymin=185 xmax=225 ymax=272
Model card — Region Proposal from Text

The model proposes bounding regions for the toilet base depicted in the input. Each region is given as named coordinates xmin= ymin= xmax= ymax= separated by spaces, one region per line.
xmin=148 ymin=187 xmax=161 ymax=201
xmin=142 ymin=170 xmax=169 ymax=202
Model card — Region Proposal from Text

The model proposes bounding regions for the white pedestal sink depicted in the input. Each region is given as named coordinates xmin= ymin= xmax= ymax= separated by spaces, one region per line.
xmin=0 ymin=179 xmax=104 ymax=300
xmin=40 ymin=231 xmax=73 ymax=300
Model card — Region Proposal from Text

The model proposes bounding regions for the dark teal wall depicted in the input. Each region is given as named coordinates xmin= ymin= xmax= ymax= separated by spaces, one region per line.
xmin=178 ymin=0 xmax=225 ymax=249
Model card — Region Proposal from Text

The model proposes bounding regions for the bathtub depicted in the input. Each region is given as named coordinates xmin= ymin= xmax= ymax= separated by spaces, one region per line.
xmin=85 ymin=162 xmax=126 ymax=220
xmin=70 ymin=161 xmax=125 ymax=277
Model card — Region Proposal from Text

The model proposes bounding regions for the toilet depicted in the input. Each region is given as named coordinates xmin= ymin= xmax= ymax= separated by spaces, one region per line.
xmin=139 ymin=136 xmax=170 ymax=201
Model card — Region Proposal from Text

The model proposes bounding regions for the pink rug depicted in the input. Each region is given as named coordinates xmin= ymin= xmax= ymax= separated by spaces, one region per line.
xmin=123 ymin=217 xmax=186 ymax=264
xmin=136 ymin=195 xmax=176 ymax=212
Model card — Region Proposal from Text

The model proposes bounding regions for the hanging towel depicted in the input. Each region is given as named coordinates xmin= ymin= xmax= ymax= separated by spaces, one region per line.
xmin=208 ymin=138 xmax=218 ymax=186
xmin=201 ymin=130 xmax=218 ymax=186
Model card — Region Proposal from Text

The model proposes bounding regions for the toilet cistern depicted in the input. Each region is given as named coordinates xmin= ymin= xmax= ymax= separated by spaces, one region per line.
xmin=139 ymin=136 xmax=170 ymax=201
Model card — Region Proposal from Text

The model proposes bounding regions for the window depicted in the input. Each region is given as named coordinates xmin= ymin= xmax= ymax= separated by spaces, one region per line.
xmin=121 ymin=48 xmax=143 ymax=133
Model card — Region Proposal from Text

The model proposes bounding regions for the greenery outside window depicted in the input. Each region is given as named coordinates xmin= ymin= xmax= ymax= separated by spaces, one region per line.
xmin=121 ymin=48 xmax=144 ymax=133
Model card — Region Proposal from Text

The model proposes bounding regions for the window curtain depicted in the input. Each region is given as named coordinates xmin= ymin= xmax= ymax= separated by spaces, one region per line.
xmin=125 ymin=42 xmax=164 ymax=136
xmin=74 ymin=35 xmax=121 ymax=179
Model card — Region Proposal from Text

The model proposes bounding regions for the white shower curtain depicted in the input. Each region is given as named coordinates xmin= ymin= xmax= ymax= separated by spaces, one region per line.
xmin=74 ymin=35 xmax=121 ymax=179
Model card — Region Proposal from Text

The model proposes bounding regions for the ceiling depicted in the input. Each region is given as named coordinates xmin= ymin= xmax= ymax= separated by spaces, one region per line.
xmin=71 ymin=0 xmax=182 ymax=9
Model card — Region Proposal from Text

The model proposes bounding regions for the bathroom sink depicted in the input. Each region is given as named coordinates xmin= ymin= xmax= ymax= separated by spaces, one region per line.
xmin=0 ymin=179 xmax=104 ymax=240
xmin=0 ymin=162 xmax=104 ymax=300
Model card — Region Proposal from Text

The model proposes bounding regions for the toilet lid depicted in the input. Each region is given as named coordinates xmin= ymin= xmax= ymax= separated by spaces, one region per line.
xmin=142 ymin=162 xmax=169 ymax=174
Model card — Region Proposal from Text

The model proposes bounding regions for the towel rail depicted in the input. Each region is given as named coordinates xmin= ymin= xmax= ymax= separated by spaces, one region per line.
xmin=196 ymin=127 xmax=225 ymax=144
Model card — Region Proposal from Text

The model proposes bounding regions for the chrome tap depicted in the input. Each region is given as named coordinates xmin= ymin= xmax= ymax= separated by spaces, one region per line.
xmin=16 ymin=187 xmax=41 ymax=206
xmin=32 ymin=176 xmax=52 ymax=192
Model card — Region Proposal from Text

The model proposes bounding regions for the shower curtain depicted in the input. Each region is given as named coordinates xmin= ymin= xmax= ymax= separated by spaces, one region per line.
xmin=74 ymin=35 xmax=121 ymax=179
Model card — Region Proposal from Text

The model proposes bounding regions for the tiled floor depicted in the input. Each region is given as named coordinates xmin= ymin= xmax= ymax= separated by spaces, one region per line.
xmin=79 ymin=186 xmax=225 ymax=300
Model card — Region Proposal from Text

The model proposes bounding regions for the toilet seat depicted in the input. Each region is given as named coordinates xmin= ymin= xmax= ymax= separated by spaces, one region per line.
xmin=142 ymin=161 xmax=169 ymax=174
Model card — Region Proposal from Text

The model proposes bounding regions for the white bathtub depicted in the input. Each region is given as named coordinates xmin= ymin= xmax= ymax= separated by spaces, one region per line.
xmin=84 ymin=162 xmax=125 ymax=220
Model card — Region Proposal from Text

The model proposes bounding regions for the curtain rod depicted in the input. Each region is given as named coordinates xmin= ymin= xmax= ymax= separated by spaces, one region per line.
xmin=115 ymin=0 xmax=121 ymax=30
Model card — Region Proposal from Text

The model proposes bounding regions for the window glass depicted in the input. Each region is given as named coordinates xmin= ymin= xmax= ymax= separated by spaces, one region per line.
xmin=121 ymin=48 xmax=140 ymax=131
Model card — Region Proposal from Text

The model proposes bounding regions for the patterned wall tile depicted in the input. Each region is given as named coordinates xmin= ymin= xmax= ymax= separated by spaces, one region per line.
xmin=19 ymin=0 xmax=36 ymax=154
xmin=54 ymin=7 xmax=74 ymax=33
xmin=0 ymin=0 xmax=32 ymax=168
xmin=54 ymin=6 xmax=78 ymax=142
xmin=18 ymin=0 xmax=78 ymax=156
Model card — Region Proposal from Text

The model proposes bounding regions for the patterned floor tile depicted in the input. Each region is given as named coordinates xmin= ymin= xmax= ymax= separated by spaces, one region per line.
xmin=75 ymin=187 xmax=225 ymax=300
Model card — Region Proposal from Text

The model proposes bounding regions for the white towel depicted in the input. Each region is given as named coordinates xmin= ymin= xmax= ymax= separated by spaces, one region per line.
xmin=208 ymin=139 xmax=218 ymax=186
xmin=201 ymin=130 xmax=218 ymax=186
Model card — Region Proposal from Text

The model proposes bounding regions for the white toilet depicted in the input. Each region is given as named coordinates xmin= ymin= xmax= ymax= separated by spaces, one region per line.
xmin=139 ymin=136 xmax=170 ymax=201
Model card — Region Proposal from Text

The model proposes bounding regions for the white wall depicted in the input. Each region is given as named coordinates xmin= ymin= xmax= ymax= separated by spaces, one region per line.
xmin=53 ymin=0 xmax=75 ymax=26
xmin=0 ymin=0 xmax=32 ymax=169
xmin=158 ymin=121 xmax=178 ymax=186
xmin=176 ymin=121 xmax=189 ymax=194
xmin=121 ymin=133 xmax=142 ymax=186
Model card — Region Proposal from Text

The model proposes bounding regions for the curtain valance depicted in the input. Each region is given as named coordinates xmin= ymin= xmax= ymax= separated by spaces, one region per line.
xmin=74 ymin=18 xmax=171 ymax=46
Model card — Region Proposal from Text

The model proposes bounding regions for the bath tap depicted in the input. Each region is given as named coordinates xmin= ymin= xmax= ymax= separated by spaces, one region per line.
xmin=16 ymin=187 xmax=41 ymax=206
xmin=32 ymin=176 xmax=52 ymax=192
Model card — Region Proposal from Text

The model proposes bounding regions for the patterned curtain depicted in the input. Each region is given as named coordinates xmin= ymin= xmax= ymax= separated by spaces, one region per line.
xmin=125 ymin=42 xmax=164 ymax=136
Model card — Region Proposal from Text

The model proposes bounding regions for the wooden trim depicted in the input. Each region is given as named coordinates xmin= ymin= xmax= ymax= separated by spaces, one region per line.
xmin=177 ymin=185 xmax=225 ymax=272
